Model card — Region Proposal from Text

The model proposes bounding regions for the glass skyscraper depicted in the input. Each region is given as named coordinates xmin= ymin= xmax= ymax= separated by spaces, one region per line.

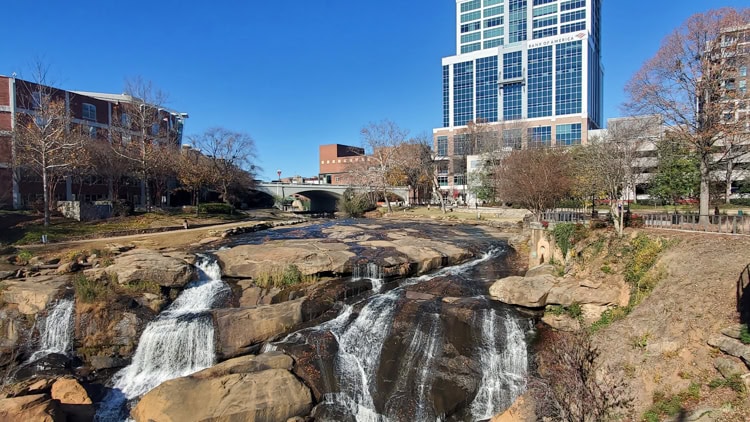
xmin=434 ymin=0 xmax=603 ymax=194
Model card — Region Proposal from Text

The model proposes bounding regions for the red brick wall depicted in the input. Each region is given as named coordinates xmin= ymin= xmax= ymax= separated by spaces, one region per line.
xmin=0 ymin=76 xmax=9 ymax=107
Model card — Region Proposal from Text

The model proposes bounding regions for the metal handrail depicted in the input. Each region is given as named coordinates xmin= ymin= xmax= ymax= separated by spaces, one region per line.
xmin=642 ymin=214 xmax=749 ymax=235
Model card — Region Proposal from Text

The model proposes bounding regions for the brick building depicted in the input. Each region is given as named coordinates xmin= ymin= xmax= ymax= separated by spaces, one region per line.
xmin=0 ymin=75 xmax=188 ymax=209
xmin=318 ymin=144 xmax=368 ymax=185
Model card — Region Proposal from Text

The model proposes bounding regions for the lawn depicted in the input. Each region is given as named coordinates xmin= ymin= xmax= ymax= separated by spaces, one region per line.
xmin=0 ymin=210 xmax=247 ymax=245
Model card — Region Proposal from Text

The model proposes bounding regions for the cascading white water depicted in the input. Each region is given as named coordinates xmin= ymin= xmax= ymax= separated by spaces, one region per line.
xmin=353 ymin=262 xmax=385 ymax=292
xmin=322 ymin=291 xmax=399 ymax=422
xmin=469 ymin=308 xmax=528 ymax=420
xmin=96 ymin=257 xmax=229 ymax=421
xmin=29 ymin=298 xmax=75 ymax=361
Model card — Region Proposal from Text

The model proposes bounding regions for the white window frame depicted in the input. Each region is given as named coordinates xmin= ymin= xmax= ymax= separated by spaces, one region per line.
xmin=82 ymin=103 xmax=96 ymax=121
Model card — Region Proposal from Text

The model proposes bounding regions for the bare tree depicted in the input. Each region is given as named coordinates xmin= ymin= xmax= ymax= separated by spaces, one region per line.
xmin=625 ymin=8 xmax=750 ymax=221
xmin=109 ymin=77 xmax=173 ymax=208
xmin=175 ymin=146 xmax=214 ymax=208
xmin=396 ymin=134 xmax=446 ymax=211
xmin=359 ymin=120 xmax=410 ymax=213
xmin=495 ymin=148 xmax=572 ymax=220
xmin=189 ymin=127 xmax=257 ymax=206
xmin=574 ymin=118 xmax=655 ymax=235
xmin=13 ymin=64 xmax=86 ymax=227
xmin=87 ymin=137 xmax=132 ymax=200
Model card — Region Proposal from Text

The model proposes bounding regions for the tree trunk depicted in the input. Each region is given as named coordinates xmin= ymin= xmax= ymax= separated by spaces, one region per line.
xmin=699 ymin=158 xmax=710 ymax=224
xmin=383 ymin=186 xmax=392 ymax=213
xmin=726 ymin=159 xmax=733 ymax=205
xmin=610 ymin=201 xmax=622 ymax=236
xmin=42 ymin=162 xmax=49 ymax=228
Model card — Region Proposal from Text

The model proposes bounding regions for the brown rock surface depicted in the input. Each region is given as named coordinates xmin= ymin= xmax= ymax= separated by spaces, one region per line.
xmin=215 ymin=241 xmax=354 ymax=278
xmin=488 ymin=275 xmax=556 ymax=307
xmin=1 ymin=276 xmax=67 ymax=315
xmin=491 ymin=394 xmax=535 ymax=422
xmin=0 ymin=394 xmax=64 ymax=422
xmin=131 ymin=369 xmax=312 ymax=422
xmin=212 ymin=299 xmax=304 ymax=359
xmin=51 ymin=378 xmax=92 ymax=404
xmin=84 ymin=249 xmax=193 ymax=287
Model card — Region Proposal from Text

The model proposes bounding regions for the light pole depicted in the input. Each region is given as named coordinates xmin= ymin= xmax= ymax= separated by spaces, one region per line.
xmin=276 ymin=169 xmax=282 ymax=205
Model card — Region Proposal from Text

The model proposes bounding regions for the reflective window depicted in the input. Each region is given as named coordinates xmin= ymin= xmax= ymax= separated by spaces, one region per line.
xmin=503 ymin=82 xmax=523 ymax=120
xmin=561 ymin=21 xmax=586 ymax=33
xmin=476 ymin=56 xmax=499 ymax=122
xmin=556 ymin=40 xmax=582 ymax=115
xmin=454 ymin=174 xmax=467 ymax=185
xmin=461 ymin=11 xmax=482 ymax=23
xmin=533 ymin=4 xmax=557 ymax=17
xmin=503 ymin=128 xmax=523 ymax=149
xmin=484 ymin=27 xmax=504 ymax=39
xmin=461 ymin=0 xmax=482 ymax=12
xmin=461 ymin=22 xmax=482 ymax=33
xmin=484 ymin=17 xmax=504 ymax=28
xmin=533 ymin=27 xmax=557 ymax=39
xmin=561 ymin=0 xmax=585 ymax=11
xmin=527 ymin=46 xmax=553 ymax=118
xmin=461 ymin=32 xmax=482 ymax=43
xmin=740 ymin=66 xmax=748 ymax=77
xmin=484 ymin=0 xmax=503 ymax=6
xmin=533 ymin=16 xmax=557 ymax=28
xmin=561 ymin=10 xmax=586 ymax=23
xmin=503 ymin=51 xmax=523 ymax=79
xmin=437 ymin=136 xmax=448 ymax=156
xmin=508 ymin=0 xmax=528 ymax=44
xmin=442 ymin=66 xmax=450 ymax=128
xmin=484 ymin=38 xmax=504 ymax=49
xmin=528 ymin=126 xmax=551 ymax=148
xmin=484 ymin=5 xmax=504 ymax=17
xmin=82 ymin=103 xmax=96 ymax=121
xmin=533 ymin=0 xmax=556 ymax=5
xmin=453 ymin=61 xmax=474 ymax=126
xmin=89 ymin=125 xmax=97 ymax=139
xmin=454 ymin=134 xmax=469 ymax=155
xmin=461 ymin=42 xmax=482 ymax=53
xmin=556 ymin=123 xmax=582 ymax=145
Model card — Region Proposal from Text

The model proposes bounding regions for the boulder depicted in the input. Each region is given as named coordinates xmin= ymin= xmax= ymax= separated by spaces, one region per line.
xmin=547 ymin=279 xmax=629 ymax=307
xmin=131 ymin=369 xmax=312 ymax=422
xmin=55 ymin=262 xmax=79 ymax=275
xmin=89 ymin=355 xmax=128 ymax=370
xmin=542 ymin=313 xmax=581 ymax=332
xmin=525 ymin=264 xmax=556 ymax=278
xmin=0 ymin=394 xmax=64 ymax=422
xmin=84 ymin=249 xmax=193 ymax=288
xmin=714 ymin=357 xmax=747 ymax=379
xmin=1 ymin=276 xmax=67 ymax=315
xmin=721 ymin=324 xmax=744 ymax=340
xmin=212 ymin=299 xmax=304 ymax=359
xmin=215 ymin=241 xmax=354 ymax=278
xmin=491 ymin=394 xmax=535 ymax=422
xmin=51 ymin=378 xmax=92 ymax=404
xmin=707 ymin=335 xmax=750 ymax=363
xmin=192 ymin=351 xmax=293 ymax=379
xmin=489 ymin=275 xmax=556 ymax=307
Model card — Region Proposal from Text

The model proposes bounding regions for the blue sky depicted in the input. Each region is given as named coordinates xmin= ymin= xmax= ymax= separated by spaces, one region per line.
xmin=3 ymin=0 xmax=748 ymax=180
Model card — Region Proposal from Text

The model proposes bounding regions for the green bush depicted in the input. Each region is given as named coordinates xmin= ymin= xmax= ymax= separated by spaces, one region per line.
xmin=73 ymin=274 xmax=113 ymax=303
xmin=551 ymin=223 xmax=589 ymax=259
xmin=643 ymin=384 xmax=701 ymax=422
xmin=740 ymin=324 xmax=750 ymax=345
xmin=730 ymin=198 xmax=750 ymax=207
xmin=15 ymin=250 xmax=33 ymax=265
xmin=198 ymin=203 xmax=234 ymax=214
xmin=338 ymin=188 xmax=374 ymax=218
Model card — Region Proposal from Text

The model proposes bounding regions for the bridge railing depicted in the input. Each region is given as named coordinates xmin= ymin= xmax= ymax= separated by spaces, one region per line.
xmin=643 ymin=214 xmax=749 ymax=235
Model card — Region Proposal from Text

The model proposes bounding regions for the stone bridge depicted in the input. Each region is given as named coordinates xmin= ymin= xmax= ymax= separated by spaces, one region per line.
xmin=254 ymin=183 xmax=410 ymax=212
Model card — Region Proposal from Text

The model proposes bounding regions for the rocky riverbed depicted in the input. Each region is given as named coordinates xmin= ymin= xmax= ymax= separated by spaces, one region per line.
xmin=0 ymin=217 xmax=533 ymax=421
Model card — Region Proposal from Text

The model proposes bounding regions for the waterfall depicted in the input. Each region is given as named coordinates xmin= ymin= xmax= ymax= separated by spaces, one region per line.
xmin=469 ymin=309 xmax=528 ymax=420
xmin=29 ymin=298 xmax=75 ymax=361
xmin=321 ymin=291 xmax=399 ymax=421
xmin=353 ymin=262 xmax=385 ymax=292
xmin=96 ymin=256 xmax=229 ymax=421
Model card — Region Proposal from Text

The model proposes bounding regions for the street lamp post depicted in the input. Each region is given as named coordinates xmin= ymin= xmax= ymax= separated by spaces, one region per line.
xmin=276 ymin=169 xmax=282 ymax=207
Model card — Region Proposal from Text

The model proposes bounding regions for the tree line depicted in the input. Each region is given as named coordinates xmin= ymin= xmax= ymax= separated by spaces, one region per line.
xmin=12 ymin=66 xmax=257 ymax=227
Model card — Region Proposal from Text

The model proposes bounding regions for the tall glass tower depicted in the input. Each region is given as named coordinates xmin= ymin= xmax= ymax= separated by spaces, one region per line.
xmin=434 ymin=0 xmax=603 ymax=194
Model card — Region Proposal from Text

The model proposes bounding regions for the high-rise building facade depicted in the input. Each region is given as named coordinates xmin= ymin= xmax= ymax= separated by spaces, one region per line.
xmin=434 ymin=0 xmax=603 ymax=197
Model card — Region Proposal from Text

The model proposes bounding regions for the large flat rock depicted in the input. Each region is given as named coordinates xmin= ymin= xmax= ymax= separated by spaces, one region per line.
xmin=215 ymin=241 xmax=354 ymax=278
xmin=84 ymin=249 xmax=193 ymax=287
xmin=212 ymin=299 xmax=304 ymax=359
xmin=489 ymin=275 xmax=556 ymax=308
xmin=0 ymin=394 xmax=64 ymax=422
xmin=1 ymin=276 xmax=67 ymax=315
xmin=132 ymin=368 xmax=312 ymax=422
